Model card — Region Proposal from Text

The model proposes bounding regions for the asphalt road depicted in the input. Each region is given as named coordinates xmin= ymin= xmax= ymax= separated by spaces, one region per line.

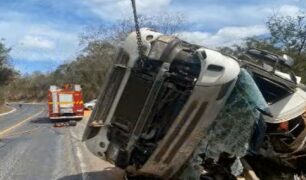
xmin=0 ymin=104 xmax=124 ymax=180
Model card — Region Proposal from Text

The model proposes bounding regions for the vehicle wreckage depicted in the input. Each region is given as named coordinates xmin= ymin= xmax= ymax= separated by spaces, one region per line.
xmin=82 ymin=29 xmax=306 ymax=180
xmin=239 ymin=49 xmax=306 ymax=180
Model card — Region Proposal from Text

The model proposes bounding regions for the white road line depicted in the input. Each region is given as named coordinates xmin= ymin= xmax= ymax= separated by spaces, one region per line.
xmin=70 ymin=128 xmax=87 ymax=180
xmin=0 ymin=109 xmax=44 ymax=137
xmin=0 ymin=106 xmax=16 ymax=117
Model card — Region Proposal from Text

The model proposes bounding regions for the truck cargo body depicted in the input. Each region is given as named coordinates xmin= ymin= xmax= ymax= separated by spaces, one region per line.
xmin=48 ymin=85 xmax=84 ymax=120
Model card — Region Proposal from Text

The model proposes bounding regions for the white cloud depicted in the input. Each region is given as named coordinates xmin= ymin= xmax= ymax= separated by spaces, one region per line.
xmin=171 ymin=3 xmax=304 ymax=46
xmin=20 ymin=35 xmax=55 ymax=49
xmin=0 ymin=20 xmax=80 ymax=62
xmin=0 ymin=0 xmax=304 ymax=73
xmin=82 ymin=0 xmax=172 ymax=20
xmin=168 ymin=3 xmax=305 ymax=30
xmin=278 ymin=5 xmax=302 ymax=16
xmin=178 ymin=25 xmax=268 ymax=47
xmin=80 ymin=1 xmax=303 ymax=34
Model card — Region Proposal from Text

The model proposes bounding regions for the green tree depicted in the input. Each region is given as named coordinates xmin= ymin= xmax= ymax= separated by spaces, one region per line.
xmin=267 ymin=13 xmax=306 ymax=80
xmin=0 ymin=41 xmax=16 ymax=104
xmin=49 ymin=41 xmax=116 ymax=101
xmin=219 ymin=12 xmax=306 ymax=82
xmin=267 ymin=13 xmax=306 ymax=55
xmin=0 ymin=42 xmax=15 ymax=86
xmin=80 ymin=12 xmax=186 ymax=45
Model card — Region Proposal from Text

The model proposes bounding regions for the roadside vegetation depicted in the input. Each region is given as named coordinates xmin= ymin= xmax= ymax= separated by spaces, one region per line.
xmin=3 ymin=11 xmax=306 ymax=102
xmin=0 ymin=42 xmax=16 ymax=106
xmin=5 ymin=13 xmax=185 ymax=102
xmin=220 ymin=13 xmax=306 ymax=82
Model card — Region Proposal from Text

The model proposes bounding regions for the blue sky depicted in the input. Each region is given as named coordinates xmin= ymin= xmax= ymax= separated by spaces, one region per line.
xmin=0 ymin=0 xmax=305 ymax=74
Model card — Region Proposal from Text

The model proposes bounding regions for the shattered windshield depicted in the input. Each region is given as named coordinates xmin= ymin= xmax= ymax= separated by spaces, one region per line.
xmin=200 ymin=68 xmax=268 ymax=158
xmin=182 ymin=69 xmax=269 ymax=178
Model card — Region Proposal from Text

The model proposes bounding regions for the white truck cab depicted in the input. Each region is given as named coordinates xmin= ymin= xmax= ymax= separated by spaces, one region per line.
xmin=83 ymin=29 xmax=240 ymax=179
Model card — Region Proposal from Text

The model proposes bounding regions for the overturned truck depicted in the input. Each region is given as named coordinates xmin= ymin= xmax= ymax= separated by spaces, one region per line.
xmin=83 ymin=29 xmax=306 ymax=179
xmin=82 ymin=29 xmax=240 ymax=179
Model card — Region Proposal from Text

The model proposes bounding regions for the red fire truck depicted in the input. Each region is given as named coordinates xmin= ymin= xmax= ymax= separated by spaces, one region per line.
xmin=48 ymin=84 xmax=84 ymax=120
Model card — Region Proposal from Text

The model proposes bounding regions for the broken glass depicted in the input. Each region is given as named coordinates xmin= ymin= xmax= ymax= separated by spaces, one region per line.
xmin=181 ymin=68 xmax=269 ymax=179
xmin=200 ymin=68 xmax=268 ymax=158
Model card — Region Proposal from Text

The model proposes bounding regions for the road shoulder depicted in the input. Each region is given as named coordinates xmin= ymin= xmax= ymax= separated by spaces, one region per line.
xmin=69 ymin=110 xmax=125 ymax=180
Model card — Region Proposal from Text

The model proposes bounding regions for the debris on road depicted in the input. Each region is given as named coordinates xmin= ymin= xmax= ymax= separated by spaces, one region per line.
xmin=54 ymin=120 xmax=77 ymax=128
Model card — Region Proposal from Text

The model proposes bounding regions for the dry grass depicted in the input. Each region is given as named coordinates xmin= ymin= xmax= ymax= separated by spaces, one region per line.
xmin=0 ymin=105 xmax=12 ymax=114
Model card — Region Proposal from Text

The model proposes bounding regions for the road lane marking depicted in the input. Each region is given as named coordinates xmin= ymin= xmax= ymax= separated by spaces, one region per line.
xmin=70 ymin=128 xmax=87 ymax=180
xmin=0 ymin=109 xmax=44 ymax=137
xmin=3 ymin=127 xmax=42 ymax=138
xmin=0 ymin=106 xmax=16 ymax=117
